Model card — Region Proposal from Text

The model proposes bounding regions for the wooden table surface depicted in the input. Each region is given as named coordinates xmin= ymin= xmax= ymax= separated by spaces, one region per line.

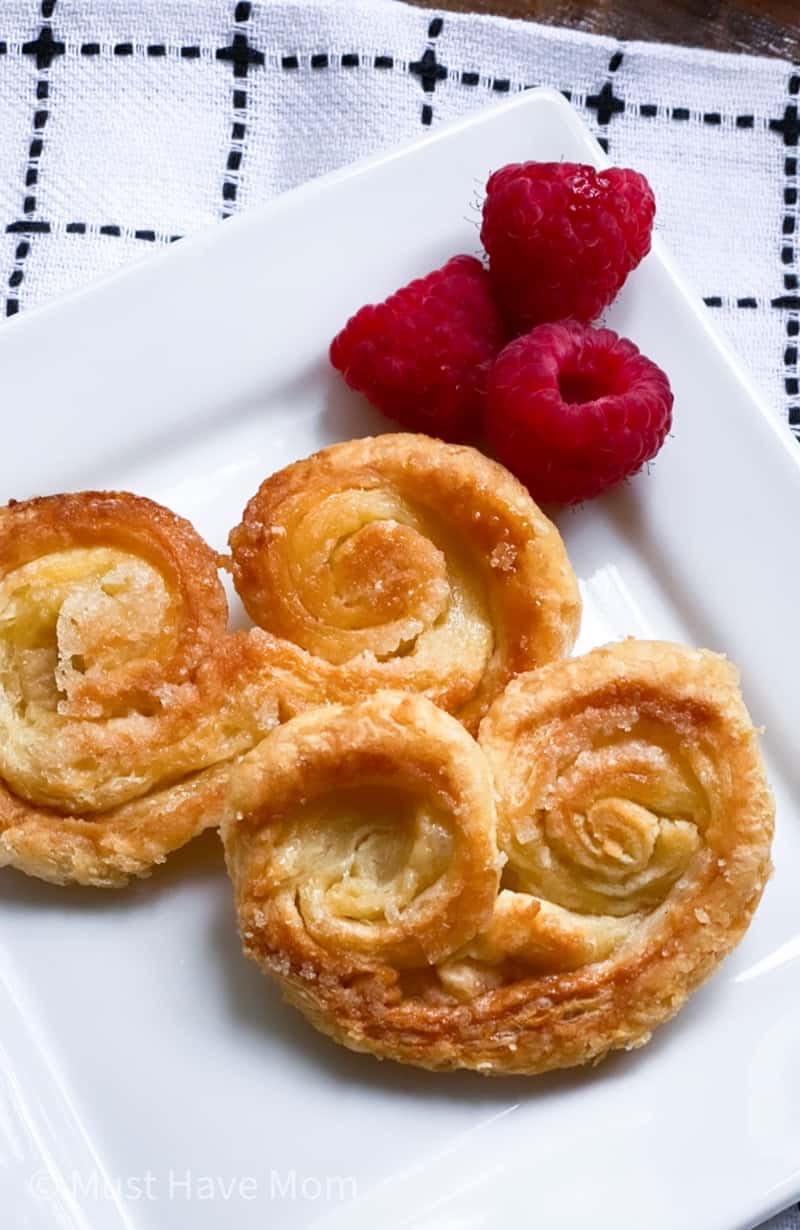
xmin=408 ymin=1 xmax=800 ymax=60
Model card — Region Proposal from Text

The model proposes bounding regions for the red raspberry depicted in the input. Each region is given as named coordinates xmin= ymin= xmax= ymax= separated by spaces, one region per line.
xmin=329 ymin=255 xmax=506 ymax=442
xmin=481 ymin=162 xmax=655 ymax=330
xmin=486 ymin=320 xmax=673 ymax=504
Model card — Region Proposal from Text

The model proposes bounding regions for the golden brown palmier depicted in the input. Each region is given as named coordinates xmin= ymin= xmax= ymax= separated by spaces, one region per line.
xmin=228 ymin=434 xmax=580 ymax=732
xmin=0 ymin=492 xmax=293 ymax=887
xmin=222 ymin=691 xmax=501 ymax=1041
xmin=223 ymin=643 xmax=773 ymax=1075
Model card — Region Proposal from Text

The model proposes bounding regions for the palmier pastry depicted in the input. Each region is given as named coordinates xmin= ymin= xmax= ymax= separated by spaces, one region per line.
xmin=223 ymin=643 xmax=774 ymax=1075
xmin=228 ymin=433 xmax=580 ymax=731
xmin=0 ymin=492 xmax=295 ymax=887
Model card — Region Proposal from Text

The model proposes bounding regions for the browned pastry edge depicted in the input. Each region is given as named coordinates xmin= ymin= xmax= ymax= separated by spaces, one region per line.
xmin=0 ymin=761 xmax=231 ymax=888
xmin=0 ymin=491 xmax=228 ymax=715
xmin=224 ymin=644 xmax=774 ymax=1075
xmin=223 ymin=692 xmax=502 ymax=967
xmin=0 ymin=493 xmax=288 ymax=885
xmin=0 ymin=437 xmax=579 ymax=887
xmin=228 ymin=433 xmax=581 ymax=732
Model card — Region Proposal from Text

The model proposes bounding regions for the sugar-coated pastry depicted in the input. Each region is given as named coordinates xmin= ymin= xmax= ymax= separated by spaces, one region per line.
xmin=228 ymin=433 xmax=580 ymax=732
xmin=0 ymin=492 xmax=297 ymax=887
xmin=222 ymin=692 xmax=501 ymax=1025
xmin=222 ymin=644 xmax=774 ymax=1075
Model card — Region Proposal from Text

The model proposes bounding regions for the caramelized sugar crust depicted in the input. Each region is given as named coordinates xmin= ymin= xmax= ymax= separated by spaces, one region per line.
xmin=229 ymin=434 xmax=581 ymax=732
xmin=0 ymin=437 xmax=579 ymax=888
xmin=222 ymin=644 xmax=774 ymax=1075
xmin=0 ymin=492 xmax=290 ymax=885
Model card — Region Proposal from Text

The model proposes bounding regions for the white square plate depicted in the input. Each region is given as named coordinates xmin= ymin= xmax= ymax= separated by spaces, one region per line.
xmin=1 ymin=90 xmax=799 ymax=1230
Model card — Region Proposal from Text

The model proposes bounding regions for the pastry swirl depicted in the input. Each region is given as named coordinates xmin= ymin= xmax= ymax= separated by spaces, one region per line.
xmin=228 ymin=434 xmax=580 ymax=731
xmin=223 ymin=642 xmax=774 ymax=1074
xmin=223 ymin=692 xmax=501 ymax=977
xmin=0 ymin=492 xmax=283 ymax=886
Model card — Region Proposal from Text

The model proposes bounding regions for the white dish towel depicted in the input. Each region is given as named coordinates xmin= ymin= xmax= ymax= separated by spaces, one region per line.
xmin=1 ymin=2 xmax=797 ymax=1224
xmin=0 ymin=0 xmax=798 ymax=447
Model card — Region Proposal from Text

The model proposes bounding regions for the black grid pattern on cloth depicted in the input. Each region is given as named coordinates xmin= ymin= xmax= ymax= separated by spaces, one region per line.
xmin=5 ymin=0 xmax=61 ymax=317
xmin=409 ymin=14 xmax=446 ymax=127
xmin=585 ymin=45 xmax=625 ymax=155
xmin=217 ymin=0 xmax=263 ymax=218
xmin=0 ymin=5 xmax=797 ymax=441
xmin=773 ymin=70 xmax=800 ymax=425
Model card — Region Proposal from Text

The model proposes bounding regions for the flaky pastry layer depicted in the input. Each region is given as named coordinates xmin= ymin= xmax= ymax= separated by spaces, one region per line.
xmin=228 ymin=434 xmax=580 ymax=731
xmin=223 ymin=643 xmax=774 ymax=1075
xmin=0 ymin=492 xmax=302 ymax=886
xmin=0 ymin=436 xmax=578 ymax=886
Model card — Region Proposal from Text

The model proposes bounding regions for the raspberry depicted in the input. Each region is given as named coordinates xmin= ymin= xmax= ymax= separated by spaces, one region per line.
xmin=481 ymin=162 xmax=655 ymax=330
xmin=329 ymin=255 xmax=506 ymax=442
xmin=485 ymin=320 xmax=673 ymax=504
